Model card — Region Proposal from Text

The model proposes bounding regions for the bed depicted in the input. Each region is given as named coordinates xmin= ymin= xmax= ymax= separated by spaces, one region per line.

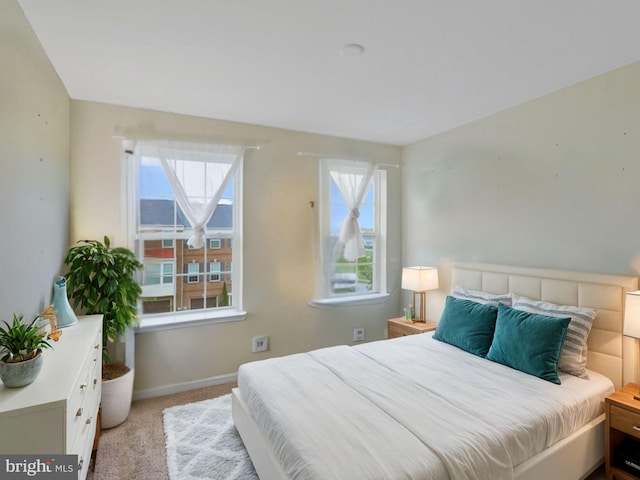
xmin=232 ymin=262 xmax=639 ymax=480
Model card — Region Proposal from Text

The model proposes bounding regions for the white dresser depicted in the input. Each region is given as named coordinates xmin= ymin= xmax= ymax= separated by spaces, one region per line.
xmin=0 ymin=315 xmax=102 ymax=480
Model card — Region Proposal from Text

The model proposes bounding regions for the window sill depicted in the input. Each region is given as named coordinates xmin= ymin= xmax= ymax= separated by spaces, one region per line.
xmin=135 ymin=309 xmax=247 ymax=333
xmin=309 ymin=293 xmax=390 ymax=308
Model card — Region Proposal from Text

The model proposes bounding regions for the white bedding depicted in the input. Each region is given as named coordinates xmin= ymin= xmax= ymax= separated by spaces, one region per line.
xmin=237 ymin=332 xmax=614 ymax=480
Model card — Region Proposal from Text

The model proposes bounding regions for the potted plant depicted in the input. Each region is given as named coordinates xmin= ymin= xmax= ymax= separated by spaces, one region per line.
xmin=0 ymin=313 xmax=52 ymax=387
xmin=64 ymin=236 xmax=142 ymax=428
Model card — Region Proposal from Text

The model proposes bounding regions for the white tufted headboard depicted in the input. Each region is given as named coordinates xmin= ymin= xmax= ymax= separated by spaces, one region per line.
xmin=450 ymin=262 xmax=638 ymax=390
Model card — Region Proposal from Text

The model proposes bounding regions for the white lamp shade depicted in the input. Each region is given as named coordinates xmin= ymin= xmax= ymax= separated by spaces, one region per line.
xmin=624 ymin=291 xmax=640 ymax=339
xmin=401 ymin=267 xmax=439 ymax=292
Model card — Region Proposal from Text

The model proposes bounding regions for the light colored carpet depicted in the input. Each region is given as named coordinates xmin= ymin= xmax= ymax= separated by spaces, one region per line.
xmin=90 ymin=380 xmax=607 ymax=480
xmin=164 ymin=394 xmax=258 ymax=480
xmin=89 ymin=382 xmax=235 ymax=480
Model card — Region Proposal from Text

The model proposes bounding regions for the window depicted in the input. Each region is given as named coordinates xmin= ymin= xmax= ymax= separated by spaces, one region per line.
xmin=128 ymin=139 xmax=245 ymax=327
xmin=191 ymin=297 xmax=219 ymax=309
xmin=314 ymin=159 xmax=387 ymax=305
xmin=144 ymin=261 xmax=174 ymax=285
xmin=209 ymin=261 xmax=221 ymax=282
xmin=187 ymin=262 xmax=200 ymax=283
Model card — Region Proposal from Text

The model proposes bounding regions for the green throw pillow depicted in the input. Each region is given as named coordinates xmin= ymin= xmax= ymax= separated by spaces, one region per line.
xmin=433 ymin=296 xmax=498 ymax=357
xmin=486 ymin=304 xmax=570 ymax=384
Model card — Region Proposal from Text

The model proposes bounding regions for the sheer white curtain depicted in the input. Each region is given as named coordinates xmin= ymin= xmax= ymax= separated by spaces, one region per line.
xmin=134 ymin=140 xmax=245 ymax=249
xmin=327 ymin=158 xmax=377 ymax=261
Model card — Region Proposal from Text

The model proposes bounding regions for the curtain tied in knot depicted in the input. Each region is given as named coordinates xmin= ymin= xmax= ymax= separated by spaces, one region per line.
xmin=188 ymin=225 xmax=207 ymax=250
xmin=134 ymin=139 xmax=246 ymax=250
xmin=329 ymin=160 xmax=377 ymax=261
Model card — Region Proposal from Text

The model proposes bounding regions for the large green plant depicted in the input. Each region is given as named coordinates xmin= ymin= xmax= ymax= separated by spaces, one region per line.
xmin=64 ymin=236 xmax=142 ymax=363
xmin=0 ymin=314 xmax=52 ymax=363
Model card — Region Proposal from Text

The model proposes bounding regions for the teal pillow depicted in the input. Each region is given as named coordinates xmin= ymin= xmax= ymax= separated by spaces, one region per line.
xmin=486 ymin=304 xmax=570 ymax=384
xmin=433 ymin=296 xmax=498 ymax=357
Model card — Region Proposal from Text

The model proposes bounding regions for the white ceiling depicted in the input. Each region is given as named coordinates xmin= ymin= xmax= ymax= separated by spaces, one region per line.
xmin=17 ymin=1 xmax=640 ymax=146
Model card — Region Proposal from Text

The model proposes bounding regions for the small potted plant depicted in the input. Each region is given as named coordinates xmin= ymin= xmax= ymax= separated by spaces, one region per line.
xmin=0 ymin=313 xmax=53 ymax=387
xmin=64 ymin=236 xmax=142 ymax=428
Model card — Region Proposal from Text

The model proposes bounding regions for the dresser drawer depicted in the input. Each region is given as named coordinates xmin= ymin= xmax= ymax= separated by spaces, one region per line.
xmin=67 ymin=328 xmax=102 ymax=448
xmin=610 ymin=404 xmax=640 ymax=440
xmin=71 ymin=390 xmax=100 ymax=479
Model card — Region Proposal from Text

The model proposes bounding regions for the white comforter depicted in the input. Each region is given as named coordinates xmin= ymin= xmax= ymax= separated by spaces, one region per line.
xmin=237 ymin=332 xmax=613 ymax=480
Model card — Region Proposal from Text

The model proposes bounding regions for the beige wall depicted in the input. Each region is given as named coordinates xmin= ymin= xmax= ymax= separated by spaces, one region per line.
xmin=0 ymin=0 xmax=70 ymax=320
xmin=403 ymin=61 xmax=640 ymax=320
xmin=16 ymin=0 xmax=638 ymax=395
xmin=70 ymin=100 xmax=402 ymax=395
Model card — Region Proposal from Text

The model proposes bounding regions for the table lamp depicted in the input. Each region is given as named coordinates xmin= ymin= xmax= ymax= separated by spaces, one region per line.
xmin=623 ymin=291 xmax=640 ymax=401
xmin=401 ymin=266 xmax=439 ymax=322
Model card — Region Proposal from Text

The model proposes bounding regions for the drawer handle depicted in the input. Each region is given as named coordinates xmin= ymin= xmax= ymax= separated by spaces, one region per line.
xmin=86 ymin=416 xmax=92 ymax=425
xmin=633 ymin=426 xmax=640 ymax=432
xmin=76 ymin=408 xmax=83 ymax=417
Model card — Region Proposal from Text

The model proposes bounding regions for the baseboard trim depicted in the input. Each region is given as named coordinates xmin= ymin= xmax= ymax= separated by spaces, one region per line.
xmin=132 ymin=372 xmax=238 ymax=401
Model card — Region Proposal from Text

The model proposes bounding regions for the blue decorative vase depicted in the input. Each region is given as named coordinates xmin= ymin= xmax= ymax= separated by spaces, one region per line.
xmin=52 ymin=276 xmax=77 ymax=328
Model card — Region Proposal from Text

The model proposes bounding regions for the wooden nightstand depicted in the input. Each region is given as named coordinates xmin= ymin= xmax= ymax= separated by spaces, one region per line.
xmin=387 ymin=317 xmax=437 ymax=339
xmin=606 ymin=383 xmax=640 ymax=479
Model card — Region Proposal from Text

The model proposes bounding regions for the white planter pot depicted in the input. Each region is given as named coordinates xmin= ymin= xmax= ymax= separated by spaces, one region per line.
xmin=101 ymin=367 xmax=134 ymax=429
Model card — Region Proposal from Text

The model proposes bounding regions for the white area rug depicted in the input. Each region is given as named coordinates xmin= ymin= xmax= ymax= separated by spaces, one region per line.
xmin=163 ymin=394 xmax=259 ymax=480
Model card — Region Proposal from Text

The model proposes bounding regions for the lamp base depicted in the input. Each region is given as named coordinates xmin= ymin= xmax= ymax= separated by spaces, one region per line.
xmin=412 ymin=291 xmax=427 ymax=322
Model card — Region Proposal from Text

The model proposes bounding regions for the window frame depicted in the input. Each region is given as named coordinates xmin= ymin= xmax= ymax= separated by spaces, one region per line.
xmin=126 ymin=147 xmax=246 ymax=332
xmin=311 ymin=161 xmax=388 ymax=307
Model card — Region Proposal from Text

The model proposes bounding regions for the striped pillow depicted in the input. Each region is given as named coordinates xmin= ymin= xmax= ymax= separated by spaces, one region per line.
xmin=451 ymin=285 xmax=513 ymax=307
xmin=512 ymin=296 xmax=596 ymax=379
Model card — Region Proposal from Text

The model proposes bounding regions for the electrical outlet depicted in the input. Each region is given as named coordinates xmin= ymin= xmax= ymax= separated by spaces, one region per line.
xmin=252 ymin=335 xmax=269 ymax=353
xmin=353 ymin=327 xmax=365 ymax=342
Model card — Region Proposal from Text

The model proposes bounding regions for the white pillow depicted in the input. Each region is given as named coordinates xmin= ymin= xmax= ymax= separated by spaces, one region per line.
xmin=512 ymin=296 xmax=596 ymax=379
xmin=451 ymin=285 xmax=513 ymax=307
